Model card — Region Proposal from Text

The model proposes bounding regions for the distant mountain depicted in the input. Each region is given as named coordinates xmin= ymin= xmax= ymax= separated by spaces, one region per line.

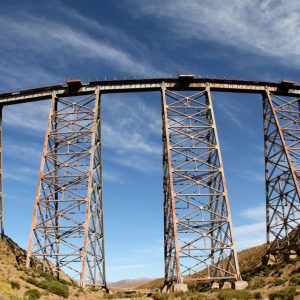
xmin=108 ymin=277 xmax=154 ymax=289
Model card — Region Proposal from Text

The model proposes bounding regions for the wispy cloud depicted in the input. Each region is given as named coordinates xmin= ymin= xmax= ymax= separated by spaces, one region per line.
xmin=240 ymin=204 xmax=266 ymax=221
xmin=103 ymin=170 xmax=124 ymax=184
xmin=234 ymin=205 xmax=266 ymax=250
xmin=4 ymin=101 xmax=49 ymax=133
xmin=0 ymin=3 xmax=159 ymax=90
xmin=214 ymin=97 xmax=254 ymax=135
xmin=234 ymin=221 xmax=266 ymax=249
xmin=102 ymin=95 xmax=162 ymax=174
xmin=4 ymin=167 xmax=37 ymax=185
xmin=238 ymin=170 xmax=265 ymax=183
xmin=134 ymin=0 xmax=300 ymax=67
xmin=110 ymin=264 xmax=146 ymax=271
xmin=4 ymin=142 xmax=42 ymax=161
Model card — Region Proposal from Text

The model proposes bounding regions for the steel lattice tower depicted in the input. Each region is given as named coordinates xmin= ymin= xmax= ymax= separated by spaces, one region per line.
xmin=26 ymin=89 xmax=106 ymax=288
xmin=263 ymin=89 xmax=300 ymax=255
xmin=162 ymin=84 xmax=241 ymax=284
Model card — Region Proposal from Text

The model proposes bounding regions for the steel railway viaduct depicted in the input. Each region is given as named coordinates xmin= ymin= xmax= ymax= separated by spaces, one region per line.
xmin=0 ymin=75 xmax=300 ymax=290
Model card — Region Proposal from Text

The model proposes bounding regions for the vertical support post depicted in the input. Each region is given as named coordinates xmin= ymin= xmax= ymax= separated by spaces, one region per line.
xmin=162 ymin=83 xmax=182 ymax=284
xmin=26 ymin=94 xmax=56 ymax=268
xmin=0 ymin=105 xmax=4 ymax=238
xmin=206 ymin=85 xmax=241 ymax=280
xmin=81 ymin=88 xmax=100 ymax=288
xmin=262 ymin=96 xmax=271 ymax=253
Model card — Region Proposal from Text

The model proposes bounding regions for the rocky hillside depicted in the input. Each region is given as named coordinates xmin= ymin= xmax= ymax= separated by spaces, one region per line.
xmin=2 ymin=234 xmax=300 ymax=299
xmin=0 ymin=235 xmax=104 ymax=299
xmin=137 ymin=242 xmax=300 ymax=299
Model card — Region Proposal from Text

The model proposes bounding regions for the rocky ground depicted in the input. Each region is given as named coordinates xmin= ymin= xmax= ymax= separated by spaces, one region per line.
xmin=1 ymin=235 xmax=300 ymax=299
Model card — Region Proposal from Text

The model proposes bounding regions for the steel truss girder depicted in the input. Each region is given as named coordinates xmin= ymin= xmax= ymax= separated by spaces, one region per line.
xmin=162 ymin=84 xmax=241 ymax=284
xmin=263 ymin=89 xmax=300 ymax=253
xmin=26 ymin=90 xmax=106 ymax=288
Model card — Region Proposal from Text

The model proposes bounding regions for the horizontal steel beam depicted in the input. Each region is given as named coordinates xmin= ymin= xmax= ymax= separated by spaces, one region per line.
xmin=0 ymin=77 xmax=299 ymax=105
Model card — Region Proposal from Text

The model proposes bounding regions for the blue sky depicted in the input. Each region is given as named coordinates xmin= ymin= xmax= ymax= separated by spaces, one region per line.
xmin=1 ymin=0 xmax=300 ymax=281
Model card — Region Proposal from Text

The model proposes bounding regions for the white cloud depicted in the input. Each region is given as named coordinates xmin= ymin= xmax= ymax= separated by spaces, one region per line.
xmin=233 ymin=205 xmax=266 ymax=250
xmin=135 ymin=0 xmax=300 ymax=66
xmin=4 ymin=101 xmax=49 ymax=133
xmin=4 ymin=142 xmax=42 ymax=161
xmin=110 ymin=264 xmax=146 ymax=271
xmin=234 ymin=221 xmax=266 ymax=250
xmin=102 ymin=95 xmax=162 ymax=174
xmin=103 ymin=171 xmax=124 ymax=183
xmin=238 ymin=170 xmax=265 ymax=183
xmin=240 ymin=205 xmax=266 ymax=221
xmin=214 ymin=97 xmax=255 ymax=135
xmin=4 ymin=167 xmax=37 ymax=184
xmin=0 ymin=6 xmax=158 ymax=91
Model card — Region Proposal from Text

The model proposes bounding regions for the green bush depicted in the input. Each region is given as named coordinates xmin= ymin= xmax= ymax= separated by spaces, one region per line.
xmin=59 ymin=278 xmax=78 ymax=287
xmin=25 ymin=276 xmax=69 ymax=298
xmin=23 ymin=289 xmax=41 ymax=300
xmin=10 ymin=280 xmax=21 ymax=289
xmin=25 ymin=277 xmax=39 ymax=286
xmin=253 ymin=291 xmax=262 ymax=299
xmin=45 ymin=281 xmax=69 ymax=298
xmin=36 ymin=270 xmax=54 ymax=281
xmin=289 ymin=274 xmax=300 ymax=286
xmin=269 ymin=287 xmax=296 ymax=300
xmin=272 ymin=278 xmax=286 ymax=286
xmin=218 ymin=290 xmax=253 ymax=300
xmin=251 ymin=278 xmax=266 ymax=289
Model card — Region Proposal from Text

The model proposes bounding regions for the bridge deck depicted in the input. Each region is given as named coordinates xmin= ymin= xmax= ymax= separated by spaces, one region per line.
xmin=0 ymin=77 xmax=299 ymax=105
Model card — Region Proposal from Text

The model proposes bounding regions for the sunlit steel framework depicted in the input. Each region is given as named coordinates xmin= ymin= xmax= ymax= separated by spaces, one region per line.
xmin=25 ymin=89 xmax=106 ymax=288
xmin=0 ymin=77 xmax=299 ymax=287
xmin=162 ymin=84 xmax=240 ymax=283
xmin=263 ymin=89 xmax=300 ymax=255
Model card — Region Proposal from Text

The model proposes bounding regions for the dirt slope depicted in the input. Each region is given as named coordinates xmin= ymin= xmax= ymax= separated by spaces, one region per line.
xmin=0 ymin=235 xmax=104 ymax=299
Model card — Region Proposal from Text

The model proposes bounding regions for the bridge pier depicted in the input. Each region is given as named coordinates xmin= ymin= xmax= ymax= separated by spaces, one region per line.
xmin=26 ymin=90 xmax=106 ymax=288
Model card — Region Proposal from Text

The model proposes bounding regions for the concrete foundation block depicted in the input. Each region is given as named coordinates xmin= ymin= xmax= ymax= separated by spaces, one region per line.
xmin=234 ymin=281 xmax=248 ymax=290
xmin=289 ymin=250 xmax=298 ymax=261
xmin=169 ymin=283 xmax=188 ymax=293
xmin=222 ymin=282 xmax=232 ymax=289
xmin=266 ymin=254 xmax=276 ymax=266
xmin=211 ymin=282 xmax=220 ymax=289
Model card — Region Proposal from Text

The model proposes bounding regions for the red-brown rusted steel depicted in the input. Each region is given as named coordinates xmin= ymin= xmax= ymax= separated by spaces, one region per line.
xmin=162 ymin=84 xmax=241 ymax=284
xmin=263 ymin=89 xmax=300 ymax=254
xmin=0 ymin=76 xmax=299 ymax=287
xmin=26 ymin=90 xmax=106 ymax=288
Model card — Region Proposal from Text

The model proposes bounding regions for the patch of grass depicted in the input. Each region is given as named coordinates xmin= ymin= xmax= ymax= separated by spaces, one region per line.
xmin=269 ymin=287 xmax=296 ymax=300
xmin=218 ymin=290 xmax=253 ymax=300
xmin=0 ymin=281 xmax=19 ymax=299
xmin=23 ymin=289 xmax=41 ymax=300
xmin=104 ymin=291 xmax=145 ymax=299
xmin=25 ymin=277 xmax=39 ymax=286
xmin=10 ymin=280 xmax=21 ymax=290
xmin=253 ymin=291 xmax=262 ymax=299
xmin=59 ymin=278 xmax=78 ymax=287
xmin=41 ymin=281 xmax=69 ymax=298
xmin=272 ymin=278 xmax=286 ymax=286
xmin=250 ymin=277 xmax=266 ymax=289
xmin=289 ymin=273 xmax=300 ymax=286
xmin=24 ymin=276 xmax=69 ymax=298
